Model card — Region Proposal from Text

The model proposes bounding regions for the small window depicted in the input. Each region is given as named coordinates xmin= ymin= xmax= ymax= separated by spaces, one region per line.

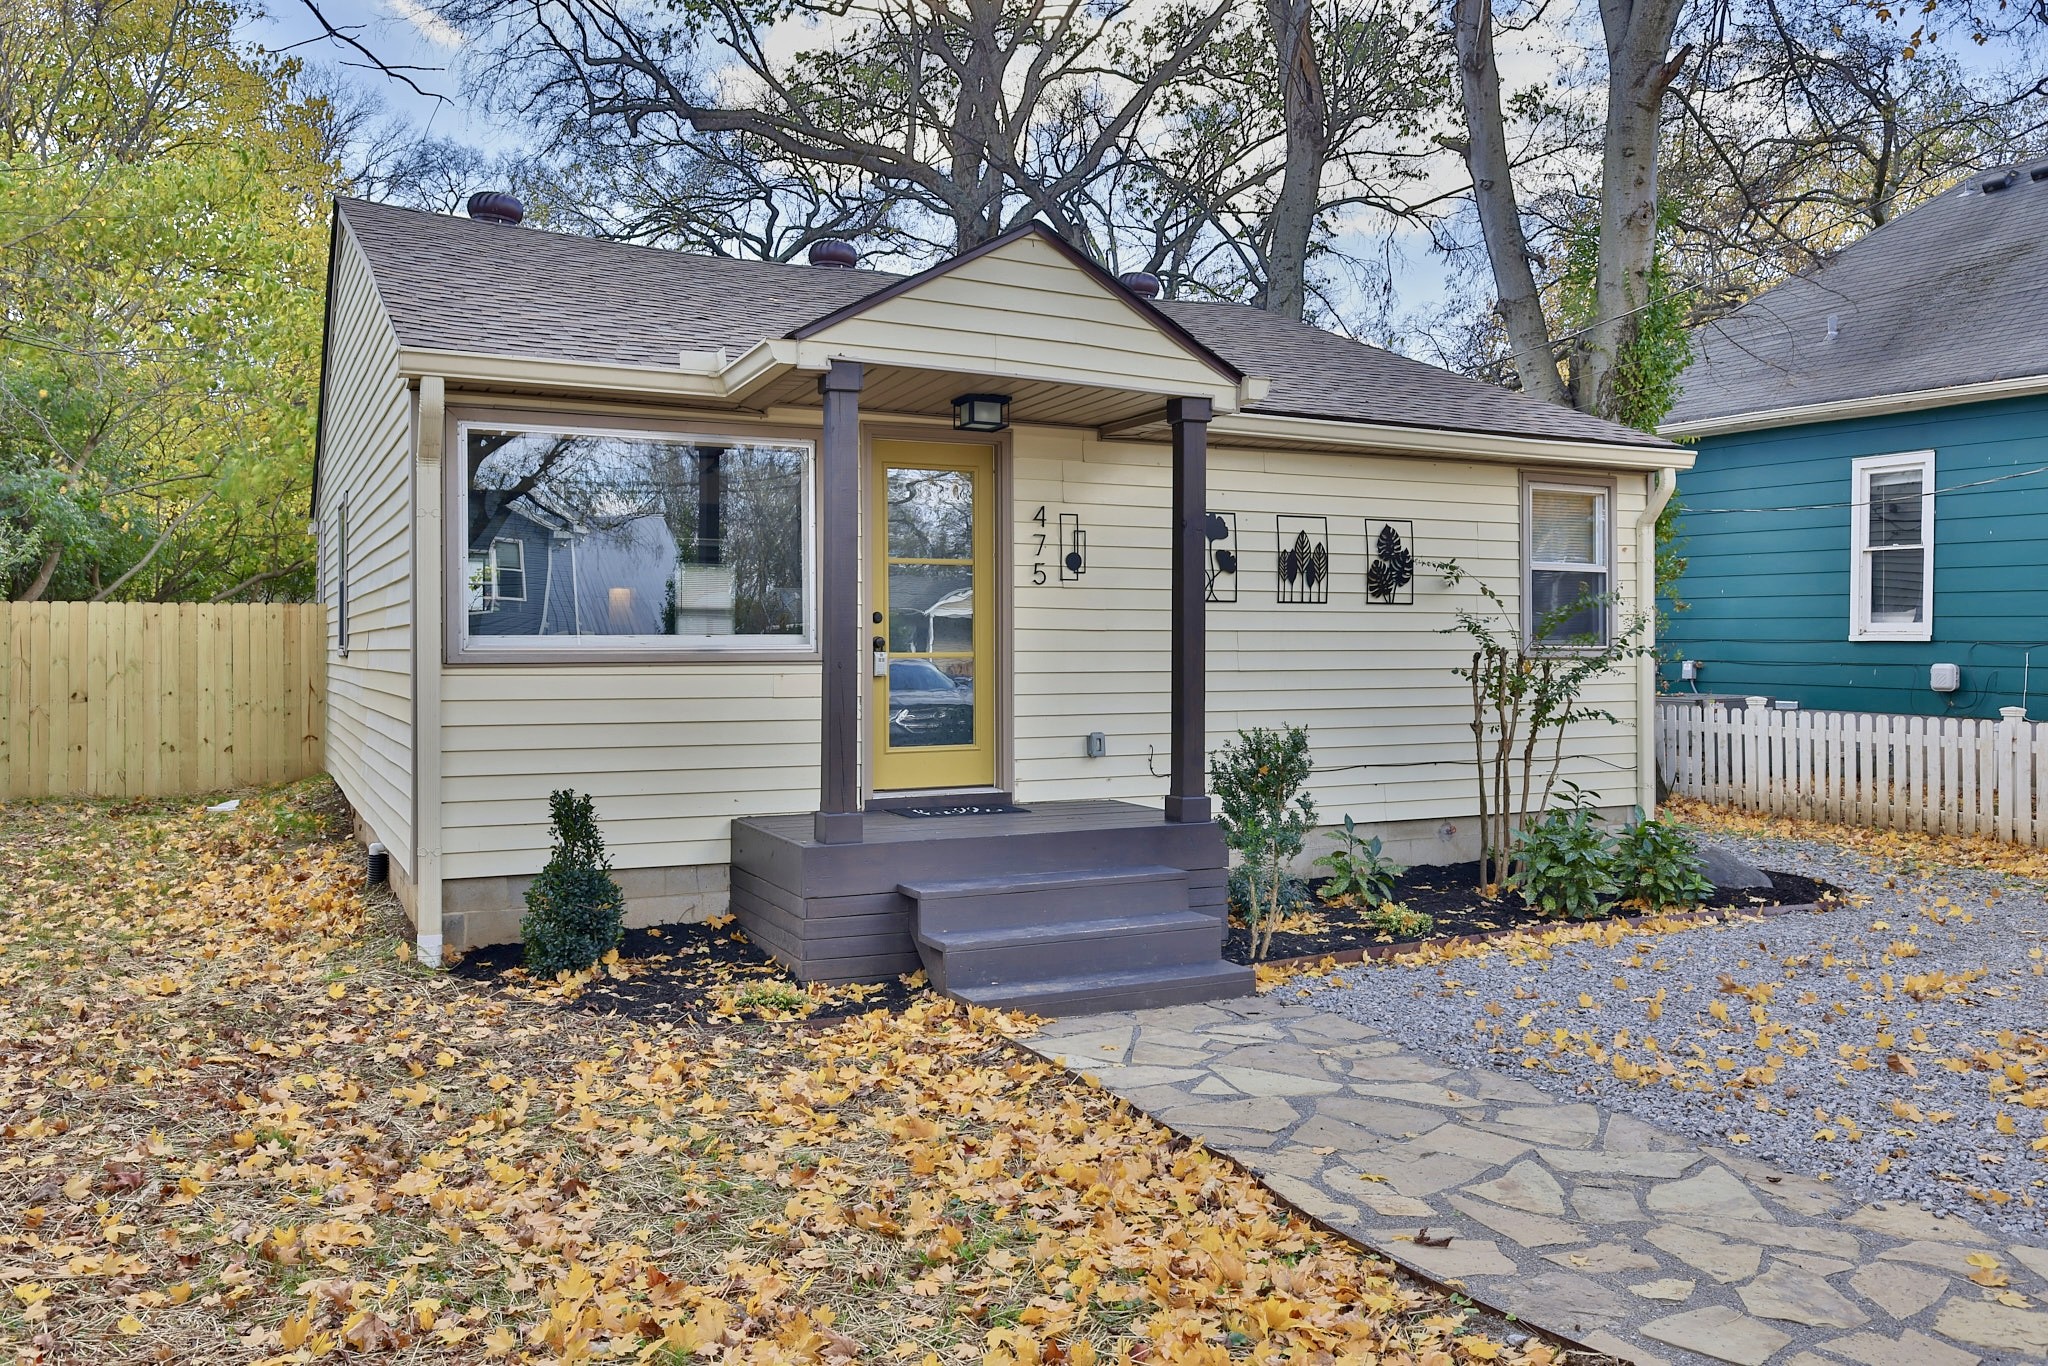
xmin=457 ymin=422 xmax=814 ymax=656
xmin=1851 ymin=451 xmax=1934 ymax=641
xmin=491 ymin=538 xmax=526 ymax=601
xmin=335 ymin=492 xmax=350 ymax=655
xmin=1525 ymin=479 xmax=1610 ymax=646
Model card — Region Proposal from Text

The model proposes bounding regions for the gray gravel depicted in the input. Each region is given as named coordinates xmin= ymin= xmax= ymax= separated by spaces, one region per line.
xmin=1306 ymin=829 xmax=2048 ymax=1238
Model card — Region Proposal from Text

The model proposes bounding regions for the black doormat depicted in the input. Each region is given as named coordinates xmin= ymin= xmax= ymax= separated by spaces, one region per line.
xmin=892 ymin=802 xmax=1033 ymax=818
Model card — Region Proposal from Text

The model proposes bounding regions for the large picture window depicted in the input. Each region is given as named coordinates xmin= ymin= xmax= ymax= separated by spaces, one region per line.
xmin=1850 ymin=451 xmax=1934 ymax=641
xmin=457 ymin=422 xmax=813 ymax=655
xmin=1524 ymin=478 xmax=1611 ymax=646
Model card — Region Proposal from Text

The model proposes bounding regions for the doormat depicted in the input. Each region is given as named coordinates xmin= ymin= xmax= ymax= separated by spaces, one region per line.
xmin=892 ymin=803 xmax=1033 ymax=818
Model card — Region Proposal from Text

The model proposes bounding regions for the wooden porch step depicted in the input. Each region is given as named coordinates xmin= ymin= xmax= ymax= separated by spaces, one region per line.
xmin=900 ymin=865 xmax=1190 ymax=934
xmin=901 ymin=864 xmax=1249 ymax=1014
xmin=916 ymin=909 xmax=1221 ymax=993
xmin=947 ymin=960 xmax=1255 ymax=1016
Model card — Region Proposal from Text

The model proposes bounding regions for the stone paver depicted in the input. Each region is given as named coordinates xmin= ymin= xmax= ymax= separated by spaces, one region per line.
xmin=1022 ymin=996 xmax=2048 ymax=1366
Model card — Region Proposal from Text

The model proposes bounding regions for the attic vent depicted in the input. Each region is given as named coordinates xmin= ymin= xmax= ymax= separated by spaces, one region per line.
xmin=466 ymin=191 xmax=524 ymax=224
xmin=808 ymin=239 xmax=857 ymax=268
xmin=1982 ymin=170 xmax=2019 ymax=194
xmin=1119 ymin=271 xmax=1162 ymax=299
xmin=2032 ymin=164 xmax=2048 ymax=183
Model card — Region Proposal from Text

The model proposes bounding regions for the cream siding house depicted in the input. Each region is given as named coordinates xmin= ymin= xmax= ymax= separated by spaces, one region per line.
xmin=314 ymin=197 xmax=1689 ymax=1013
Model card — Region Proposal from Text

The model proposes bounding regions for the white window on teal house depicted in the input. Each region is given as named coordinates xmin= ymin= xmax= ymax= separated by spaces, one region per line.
xmin=1850 ymin=451 xmax=1934 ymax=642
xmin=1525 ymin=477 xmax=1612 ymax=647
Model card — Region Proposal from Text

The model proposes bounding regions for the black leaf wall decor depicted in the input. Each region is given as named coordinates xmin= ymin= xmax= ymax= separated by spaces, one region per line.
xmin=1366 ymin=518 xmax=1415 ymax=605
xmin=1275 ymin=515 xmax=1331 ymax=604
xmin=1204 ymin=511 xmax=1238 ymax=603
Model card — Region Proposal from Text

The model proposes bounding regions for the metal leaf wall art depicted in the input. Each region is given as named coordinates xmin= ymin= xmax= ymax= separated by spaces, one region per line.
xmin=1275 ymin=515 xmax=1330 ymax=604
xmin=1366 ymin=518 xmax=1415 ymax=605
xmin=1204 ymin=511 xmax=1238 ymax=603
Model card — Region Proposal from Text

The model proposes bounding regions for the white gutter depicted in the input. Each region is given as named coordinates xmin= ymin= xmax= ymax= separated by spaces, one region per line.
xmin=1204 ymin=410 xmax=1695 ymax=472
xmin=1662 ymin=372 xmax=2048 ymax=439
xmin=1635 ymin=467 xmax=1678 ymax=815
xmin=412 ymin=375 xmax=447 ymax=969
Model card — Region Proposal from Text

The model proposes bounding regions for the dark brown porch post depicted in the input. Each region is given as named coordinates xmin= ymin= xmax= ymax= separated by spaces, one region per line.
xmin=815 ymin=359 xmax=865 ymax=844
xmin=1165 ymin=396 xmax=1212 ymax=823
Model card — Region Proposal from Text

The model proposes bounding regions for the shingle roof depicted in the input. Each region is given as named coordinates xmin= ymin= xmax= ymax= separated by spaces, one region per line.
xmin=337 ymin=196 xmax=1670 ymax=450
xmin=1666 ymin=165 xmax=2048 ymax=429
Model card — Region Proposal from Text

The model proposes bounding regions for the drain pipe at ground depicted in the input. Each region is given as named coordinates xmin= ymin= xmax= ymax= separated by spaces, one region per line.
xmin=1635 ymin=468 xmax=1678 ymax=814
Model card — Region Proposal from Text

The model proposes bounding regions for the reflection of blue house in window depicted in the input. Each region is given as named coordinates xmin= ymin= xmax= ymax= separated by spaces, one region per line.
xmin=467 ymin=492 xmax=704 ymax=638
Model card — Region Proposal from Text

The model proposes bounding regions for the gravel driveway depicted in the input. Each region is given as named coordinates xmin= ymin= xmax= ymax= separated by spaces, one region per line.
xmin=1306 ymin=830 xmax=2048 ymax=1239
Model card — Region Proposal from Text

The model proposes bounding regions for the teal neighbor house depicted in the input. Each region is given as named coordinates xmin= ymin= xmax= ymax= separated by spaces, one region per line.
xmin=1659 ymin=163 xmax=2048 ymax=719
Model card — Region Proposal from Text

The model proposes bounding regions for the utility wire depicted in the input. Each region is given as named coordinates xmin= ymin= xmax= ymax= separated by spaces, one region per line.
xmin=1677 ymin=463 xmax=2048 ymax=517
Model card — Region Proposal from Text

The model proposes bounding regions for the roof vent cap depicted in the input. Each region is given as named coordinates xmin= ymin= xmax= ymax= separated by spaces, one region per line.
xmin=808 ymin=239 xmax=858 ymax=268
xmin=1982 ymin=170 xmax=2019 ymax=194
xmin=466 ymin=191 xmax=525 ymax=225
xmin=2030 ymin=163 xmax=2048 ymax=183
xmin=1119 ymin=271 xmax=1161 ymax=299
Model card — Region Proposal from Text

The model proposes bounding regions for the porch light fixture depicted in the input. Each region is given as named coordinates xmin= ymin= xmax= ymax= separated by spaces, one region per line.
xmin=952 ymin=392 xmax=1011 ymax=433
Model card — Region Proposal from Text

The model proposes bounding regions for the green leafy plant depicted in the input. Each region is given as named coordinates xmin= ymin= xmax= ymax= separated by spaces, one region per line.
xmin=521 ymin=790 xmax=626 ymax=977
xmin=1508 ymin=794 xmax=1617 ymax=921
xmin=1313 ymin=816 xmax=1405 ymax=907
xmin=1612 ymin=809 xmax=1712 ymax=911
xmin=1211 ymin=725 xmax=1317 ymax=961
xmin=1363 ymin=901 xmax=1434 ymax=940
xmin=1433 ymin=560 xmax=1648 ymax=888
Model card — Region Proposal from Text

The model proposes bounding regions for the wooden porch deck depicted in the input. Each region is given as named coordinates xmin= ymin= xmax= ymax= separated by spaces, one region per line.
xmin=730 ymin=800 xmax=1235 ymax=993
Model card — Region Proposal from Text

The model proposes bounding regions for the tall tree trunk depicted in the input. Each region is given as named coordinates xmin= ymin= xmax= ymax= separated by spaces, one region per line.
xmin=1261 ymin=0 xmax=1328 ymax=320
xmin=946 ymin=0 xmax=1007 ymax=249
xmin=1573 ymin=0 xmax=1688 ymax=417
xmin=1450 ymin=0 xmax=1569 ymax=405
xmin=16 ymin=545 xmax=61 ymax=602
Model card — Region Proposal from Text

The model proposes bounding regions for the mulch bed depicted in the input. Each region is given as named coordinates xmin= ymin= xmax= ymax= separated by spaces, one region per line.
xmin=448 ymin=919 xmax=928 ymax=1025
xmin=1224 ymin=862 xmax=1843 ymax=966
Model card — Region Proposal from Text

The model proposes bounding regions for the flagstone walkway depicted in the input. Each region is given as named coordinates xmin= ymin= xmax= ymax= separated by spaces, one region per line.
xmin=1019 ymin=995 xmax=2048 ymax=1366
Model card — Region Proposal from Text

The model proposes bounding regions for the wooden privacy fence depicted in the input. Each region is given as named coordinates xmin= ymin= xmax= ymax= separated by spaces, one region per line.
xmin=0 ymin=602 xmax=326 ymax=800
xmin=1657 ymin=698 xmax=2048 ymax=845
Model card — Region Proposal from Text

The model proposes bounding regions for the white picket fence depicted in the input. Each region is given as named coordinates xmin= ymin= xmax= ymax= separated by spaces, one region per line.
xmin=1656 ymin=699 xmax=2048 ymax=845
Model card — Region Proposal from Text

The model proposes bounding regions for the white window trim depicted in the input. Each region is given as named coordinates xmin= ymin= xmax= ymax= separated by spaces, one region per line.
xmin=1522 ymin=475 xmax=1614 ymax=651
xmin=452 ymin=417 xmax=817 ymax=660
xmin=1849 ymin=450 xmax=1935 ymax=643
xmin=490 ymin=537 xmax=527 ymax=602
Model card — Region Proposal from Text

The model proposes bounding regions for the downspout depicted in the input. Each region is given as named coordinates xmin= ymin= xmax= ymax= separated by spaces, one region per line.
xmin=1635 ymin=467 xmax=1677 ymax=813
xmin=413 ymin=376 xmax=447 ymax=967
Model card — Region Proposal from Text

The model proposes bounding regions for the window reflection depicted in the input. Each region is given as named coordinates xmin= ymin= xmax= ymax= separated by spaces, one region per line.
xmin=462 ymin=427 xmax=810 ymax=644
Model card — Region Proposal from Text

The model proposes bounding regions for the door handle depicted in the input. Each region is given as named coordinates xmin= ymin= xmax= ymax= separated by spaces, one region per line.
xmin=872 ymin=636 xmax=888 ymax=677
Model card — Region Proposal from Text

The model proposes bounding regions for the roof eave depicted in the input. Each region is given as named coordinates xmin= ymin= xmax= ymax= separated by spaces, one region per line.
xmin=1662 ymin=371 xmax=2048 ymax=439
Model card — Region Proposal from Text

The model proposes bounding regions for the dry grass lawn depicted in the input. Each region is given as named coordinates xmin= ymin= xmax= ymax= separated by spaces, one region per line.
xmin=0 ymin=782 xmax=1571 ymax=1366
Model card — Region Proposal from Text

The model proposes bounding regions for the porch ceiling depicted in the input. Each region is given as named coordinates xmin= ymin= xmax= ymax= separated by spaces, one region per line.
xmin=744 ymin=363 xmax=1178 ymax=430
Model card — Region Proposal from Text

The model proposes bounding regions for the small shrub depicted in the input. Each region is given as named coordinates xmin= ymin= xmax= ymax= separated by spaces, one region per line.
xmin=1313 ymin=816 xmax=1405 ymax=907
xmin=1228 ymin=865 xmax=1312 ymax=921
xmin=1211 ymin=725 xmax=1317 ymax=961
xmin=521 ymin=790 xmax=626 ymax=977
xmin=1509 ymin=806 xmax=1616 ymax=921
xmin=1612 ymin=810 xmax=1712 ymax=911
xmin=1363 ymin=900 xmax=1434 ymax=940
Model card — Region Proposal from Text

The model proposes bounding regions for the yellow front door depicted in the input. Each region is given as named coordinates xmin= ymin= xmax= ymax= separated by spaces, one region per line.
xmin=871 ymin=441 xmax=996 ymax=792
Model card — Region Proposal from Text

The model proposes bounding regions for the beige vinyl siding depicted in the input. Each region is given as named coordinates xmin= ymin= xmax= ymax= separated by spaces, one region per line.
xmin=436 ymin=664 xmax=819 ymax=881
xmin=1010 ymin=433 xmax=1644 ymax=825
xmin=318 ymin=225 xmax=414 ymax=874
xmin=803 ymin=234 xmax=1235 ymax=399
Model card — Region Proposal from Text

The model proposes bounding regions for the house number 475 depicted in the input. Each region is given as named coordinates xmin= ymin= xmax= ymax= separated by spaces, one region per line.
xmin=1029 ymin=506 xmax=1086 ymax=585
